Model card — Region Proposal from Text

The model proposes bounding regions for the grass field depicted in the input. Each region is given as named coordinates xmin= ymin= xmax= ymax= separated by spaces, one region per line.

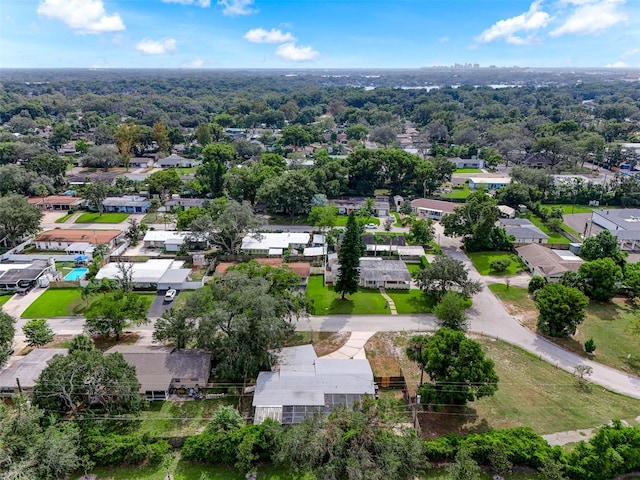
xmin=75 ymin=212 xmax=130 ymax=223
xmin=306 ymin=276 xmax=389 ymax=314
xmin=0 ymin=293 xmax=14 ymax=307
xmin=55 ymin=213 xmax=74 ymax=223
xmin=139 ymin=398 xmax=237 ymax=437
xmin=467 ymin=251 xmax=524 ymax=276
xmin=386 ymin=289 xmax=435 ymax=314
xmin=391 ymin=211 xmax=403 ymax=227
xmin=527 ymin=215 xmax=571 ymax=244
xmin=21 ymin=289 xmax=155 ymax=318
xmin=441 ymin=184 xmax=471 ymax=199
xmin=455 ymin=168 xmax=483 ymax=173
xmin=543 ymin=204 xmax=605 ymax=215
xmin=142 ymin=212 xmax=176 ymax=224
xmin=488 ymin=284 xmax=530 ymax=302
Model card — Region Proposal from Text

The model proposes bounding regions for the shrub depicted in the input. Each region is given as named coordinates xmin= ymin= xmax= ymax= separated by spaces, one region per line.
xmin=82 ymin=432 xmax=169 ymax=466
xmin=584 ymin=338 xmax=596 ymax=354
xmin=528 ymin=275 xmax=546 ymax=294
xmin=490 ymin=258 xmax=511 ymax=273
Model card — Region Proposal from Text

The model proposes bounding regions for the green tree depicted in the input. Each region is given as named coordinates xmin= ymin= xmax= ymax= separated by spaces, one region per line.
xmin=535 ymin=283 xmax=589 ymax=337
xmin=48 ymin=122 xmax=72 ymax=150
xmin=152 ymin=121 xmax=170 ymax=154
xmin=447 ymin=447 xmax=482 ymax=480
xmin=81 ymin=144 xmax=120 ymax=170
xmin=33 ymin=348 xmax=144 ymax=416
xmin=408 ymin=328 xmax=498 ymax=409
xmin=0 ymin=195 xmax=43 ymax=247
xmin=528 ymin=275 xmax=546 ymax=294
xmin=124 ymin=217 xmax=148 ymax=245
xmin=22 ymin=318 xmax=54 ymax=348
xmin=25 ymin=152 xmax=68 ymax=178
xmin=0 ymin=311 xmax=16 ymax=368
xmin=538 ymin=459 xmax=569 ymax=480
xmin=281 ymin=124 xmax=312 ymax=149
xmin=258 ymin=169 xmax=318 ymax=216
xmin=413 ymin=255 xmax=483 ymax=300
xmin=578 ymin=257 xmax=622 ymax=301
xmin=580 ymin=230 xmax=626 ymax=267
xmin=197 ymin=143 xmax=234 ymax=197
xmin=584 ymin=338 xmax=596 ymax=354
xmin=196 ymin=122 xmax=212 ymax=146
xmin=82 ymin=181 xmax=110 ymax=216
xmin=68 ymin=334 xmax=95 ymax=353
xmin=75 ymin=138 xmax=90 ymax=154
xmin=409 ymin=218 xmax=435 ymax=245
xmin=399 ymin=200 xmax=413 ymax=215
xmin=490 ymin=257 xmax=511 ymax=273
xmin=335 ymin=211 xmax=363 ymax=300
xmin=433 ymin=291 xmax=470 ymax=331
xmin=624 ymin=261 xmax=640 ymax=297
xmin=346 ymin=124 xmax=368 ymax=142
xmin=275 ymin=399 xmax=426 ymax=480
xmin=31 ymin=422 xmax=82 ymax=480
xmin=147 ymin=168 xmax=182 ymax=196
xmin=308 ymin=204 xmax=338 ymax=231
xmin=152 ymin=307 xmax=196 ymax=349
xmin=114 ymin=123 xmax=139 ymax=172
xmin=84 ymin=291 xmax=149 ymax=340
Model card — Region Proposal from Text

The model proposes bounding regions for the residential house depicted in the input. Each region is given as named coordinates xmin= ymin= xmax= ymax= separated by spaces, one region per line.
xmin=27 ymin=195 xmax=85 ymax=211
xmin=449 ymin=156 xmax=485 ymax=169
xmin=393 ymin=195 xmax=404 ymax=211
xmin=410 ymin=198 xmax=456 ymax=221
xmin=164 ymin=198 xmax=207 ymax=211
xmin=143 ymin=231 xmax=190 ymax=252
xmin=499 ymin=218 xmax=549 ymax=244
xmin=357 ymin=258 xmax=411 ymax=289
xmin=0 ymin=259 xmax=57 ymax=293
xmin=102 ymin=195 xmax=151 ymax=214
xmin=497 ymin=205 xmax=516 ymax=219
xmin=516 ymin=243 xmax=584 ymax=281
xmin=468 ymin=177 xmax=511 ymax=190
xmin=253 ymin=345 xmax=375 ymax=425
xmin=95 ymin=259 xmax=194 ymax=290
xmin=34 ymin=229 xmax=123 ymax=250
xmin=157 ymin=153 xmax=199 ymax=168
xmin=240 ymin=232 xmax=310 ymax=256
xmin=331 ymin=196 xmax=389 ymax=217
xmin=591 ymin=208 xmax=640 ymax=250
xmin=129 ymin=157 xmax=153 ymax=168
xmin=0 ymin=349 xmax=68 ymax=398
xmin=521 ymin=152 xmax=555 ymax=169
xmin=104 ymin=345 xmax=211 ymax=401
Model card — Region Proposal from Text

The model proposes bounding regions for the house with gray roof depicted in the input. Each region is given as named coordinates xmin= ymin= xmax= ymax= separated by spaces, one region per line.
xmin=102 ymin=195 xmax=151 ymax=213
xmin=591 ymin=208 xmax=640 ymax=250
xmin=253 ymin=345 xmax=375 ymax=425
xmin=164 ymin=198 xmax=208 ymax=211
xmin=516 ymin=243 xmax=584 ymax=281
xmin=0 ymin=349 xmax=68 ymax=398
xmin=498 ymin=218 xmax=549 ymax=244
xmin=104 ymin=345 xmax=211 ymax=401
xmin=157 ymin=153 xmax=199 ymax=168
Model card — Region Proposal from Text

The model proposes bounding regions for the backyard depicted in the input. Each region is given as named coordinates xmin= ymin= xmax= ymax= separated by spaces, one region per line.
xmin=440 ymin=184 xmax=470 ymax=199
xmin=75 ymin=212 xmax=130 ymax=223
xmin=454 ymin=168 xmax=483 ymax=173
xmin=527 ymin=215 xmax=571 ymax=244
xmin=20 ymin=288 xmax=156 ymax=318
xmin=467 ymin=251 xmax=525 ymax=276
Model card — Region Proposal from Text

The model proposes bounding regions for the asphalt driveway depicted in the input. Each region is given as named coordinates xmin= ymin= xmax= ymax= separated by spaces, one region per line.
xmin=148 ymin=290 xmax=179 ymax=318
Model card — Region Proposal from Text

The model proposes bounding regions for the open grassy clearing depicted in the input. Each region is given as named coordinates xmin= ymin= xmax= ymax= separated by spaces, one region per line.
xmin=467 ymin=251 xmax=524 ymax=276
xmin=21 ymin=289 xmax=155 ymax=318
xmin=386 ymin=289 xmax=436 ymax=314
xmin=75 ymin=212 xmax=130 ymax=223
xmin=491 ymin=287 xmax=640 ymax=375
xmin=454 ymin=168 xmax=483 ymax=173
xmin=306 ymin=275 xmax=389 ymax=314
xmin=441 ymin=184 xmax=470 ymax=199
xmin=142 ymin=212 xmax=176 ymax=224
xmin=139 ymin=398 xmax=237 ymax=437
xmin=527 ymin=215 xmax=571 ymax=244
xmin=411 ymin=336 xmax=640 ymax=437
xmin=543 ymin=204 xmax=607 ymax=215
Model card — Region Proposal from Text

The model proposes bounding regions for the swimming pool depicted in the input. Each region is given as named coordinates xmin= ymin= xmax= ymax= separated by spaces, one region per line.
xmin=64 ymin=268 xmax=88 ymax=281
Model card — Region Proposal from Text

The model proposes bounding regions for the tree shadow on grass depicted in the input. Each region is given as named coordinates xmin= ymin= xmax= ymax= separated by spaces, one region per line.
xmin=418 ymin=405 xmax=490 ymax=439
xmin=329 ymin=298 xmax=355 ymax=314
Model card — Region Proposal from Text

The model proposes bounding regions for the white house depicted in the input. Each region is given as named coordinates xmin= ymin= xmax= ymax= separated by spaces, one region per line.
xmin=240 ymin=232 xmax=310 ymax=256
xmin=468 ymin=177 xmax=511 ymax=190
xmin=143 ymin=231 xmax=190 ymax=252
xmin=410 ymin=198 xmax=456 ymax=221
xmin=591 ymin=208 xmax=640 ymax=250
xmin=449 ymin=156 xmax=484 ymax=169
xmin=95 ymin=259 xmax=194 ymax=290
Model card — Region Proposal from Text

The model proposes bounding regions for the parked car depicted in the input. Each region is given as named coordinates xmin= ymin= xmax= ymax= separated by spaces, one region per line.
xmin=365 ymin=223 xmax=377 ymax=229
xmin=164 ymin=289 xmax=177 ymax=301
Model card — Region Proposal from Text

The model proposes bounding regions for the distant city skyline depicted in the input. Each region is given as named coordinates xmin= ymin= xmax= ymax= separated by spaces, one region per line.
xmin=1 ymin=0 xmax=639 ymax=69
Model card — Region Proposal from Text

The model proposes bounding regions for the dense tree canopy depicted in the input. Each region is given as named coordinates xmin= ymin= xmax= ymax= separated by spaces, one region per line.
xmin=413 ymin=255 xmax=483 ymax=300
xmin=0 ymin=195 xmax=43 ymax=247
xmin=535 ymin=283 xmax=589 ymax=337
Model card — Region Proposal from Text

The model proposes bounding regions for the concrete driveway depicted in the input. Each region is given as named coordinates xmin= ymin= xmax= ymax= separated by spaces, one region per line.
xmin=148 ymin=291 xmax=179 ymax=318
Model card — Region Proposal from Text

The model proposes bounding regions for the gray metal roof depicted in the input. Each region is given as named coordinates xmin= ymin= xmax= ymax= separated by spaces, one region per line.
xmin=0 ymin=349 xmax=68 ymax=389
xmin=592 ymin=208 xmax=640 ymax=231
xmin=359 ymin=258 xmax=412 ymax=282
xmin=158 ymin=268 xmax=191 ymax=284
xmin=103 ymin=196 xmax=150 ymax=207
xmin=499 ymin=218 xmax=534 ymax=226
xmin=504 ymin=226 xmax=549 ymax=240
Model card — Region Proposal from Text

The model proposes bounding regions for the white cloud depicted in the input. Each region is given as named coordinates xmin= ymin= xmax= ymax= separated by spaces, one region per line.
xmin=182 ymin=58 xmax=205 ymax=68
xmin=621 ymin=48 xmax=639 ymax=58
xmin=275 ymin=42 xmax=319 ymax=62
xmin=136 ymin=38 xmax=177 ymax=55
xmin=606 ymin=61 xmax=628 ymax=67
xmin=550 ymin=0 xmax=627 ymax=36
xmin=476 ymin=1 xmax=551 ymax=44
xmin=217 ymin=0 xmax=256 ymax=16
xmin=162 ymin=0 xmax=211 ymax=6
xmin=244 ymin=28 xmax=295 ymax=44
xmin=37 ymin=0 xmax=125 ymax=34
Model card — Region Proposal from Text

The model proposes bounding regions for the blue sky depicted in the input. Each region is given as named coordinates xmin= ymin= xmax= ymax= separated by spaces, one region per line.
xmin=1 ymin=0 xmax=639 ymax=69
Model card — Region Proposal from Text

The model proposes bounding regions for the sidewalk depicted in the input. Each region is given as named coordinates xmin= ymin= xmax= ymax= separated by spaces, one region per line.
xmin=322 ymin=331 xmax=376 ymax=359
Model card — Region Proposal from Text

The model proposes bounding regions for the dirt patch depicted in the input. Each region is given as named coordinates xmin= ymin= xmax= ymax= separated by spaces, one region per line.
xmin=418 ymin=406 xmax=489 ymax=439
xmin=92 ymin=332 xmax=140 ymax=351
xmin=365 ymin=333 xmax=403 ymax=378
xmin=312 ymin=331 xmax=350 ymax=357
xmin=502 ymin=301 xmax=538 ymax=330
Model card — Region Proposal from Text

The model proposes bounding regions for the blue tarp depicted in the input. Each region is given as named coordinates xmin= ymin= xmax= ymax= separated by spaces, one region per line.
xmin=74 ymin=255 xmax=88 ymax=261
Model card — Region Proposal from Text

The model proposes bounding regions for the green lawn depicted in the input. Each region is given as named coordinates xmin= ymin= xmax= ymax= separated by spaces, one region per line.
xmin=386 ymin=289 xmax=435 ymax=314
xmin=454 ymin=168 xmax=482 ymax=173
xmin=21 ymin=288 xmax=85 ymax=317
xmin=471 ymin=338 xmax=640 ymax=434
xmin=488 ymin=284 xmax=530 ymax=302
xmin=306 ymin=276 xmax=388 ymax=314
xmin=0 ymin=293 xmax=14 ymax=307
xmin=75 ymin=212 xmax=130 ymax=223
xmin=142 ymin=212 xmax=176 ymax=224
xmin=527 ymin=215 xmax=571 ymax=244
xmin=467 ymin=251 xmax=524 ymax=276
xmin=21 ymin=289 xmax=155 ymax=318
xmin=55 ymin=213 xmax=74 ymax=223
xmin=334 ymin=216 xmax=380 ymax=227
xmin=441 ymin=184 xmax=471 ymax=199
xmin=390 ymin=211 xmax=403 ymax=227
xmin=542 ymin=204 xmax=609 ymax=215
xmin=139 ymin=398 xmax=237 ymax=437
